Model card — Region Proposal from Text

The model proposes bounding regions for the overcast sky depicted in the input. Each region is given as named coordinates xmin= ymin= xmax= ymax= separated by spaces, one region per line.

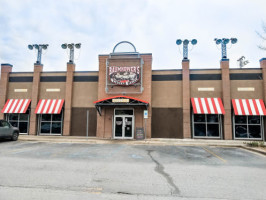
xmin=0 ymin=0 xmax=266 ymax=72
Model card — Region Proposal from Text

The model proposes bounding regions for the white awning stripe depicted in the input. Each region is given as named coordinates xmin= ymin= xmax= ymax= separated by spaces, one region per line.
xmin=232 ymin=99 xmax=266 ymax=116
xmin=1 ymin=99 xmax=31 ymax=114
xmin=35 ymin=99 xmax=64 ymax=114
xmin=191 ymin=98 xmax=225 ymax=114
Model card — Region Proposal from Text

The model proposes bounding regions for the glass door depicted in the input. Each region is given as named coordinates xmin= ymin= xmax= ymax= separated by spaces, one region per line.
xmin=124 ymin=116 xmax=133 ymax=138
xmin=114 ymin=116 xmax=123 ymax=138
xmin=114 ymin=116 xmax=134 ymax=139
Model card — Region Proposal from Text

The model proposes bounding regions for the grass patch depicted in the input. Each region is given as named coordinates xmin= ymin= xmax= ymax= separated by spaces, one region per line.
xmin=244 ymin=141 xmax=265 ymax=148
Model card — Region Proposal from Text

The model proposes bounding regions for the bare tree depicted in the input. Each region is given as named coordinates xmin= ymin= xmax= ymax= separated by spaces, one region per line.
xmin=257 ymin=22 xmax=266 ymax=50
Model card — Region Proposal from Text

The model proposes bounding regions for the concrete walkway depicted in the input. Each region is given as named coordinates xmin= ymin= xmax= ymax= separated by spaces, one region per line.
xmin=18 ymin=135 xmax=266 ymax=155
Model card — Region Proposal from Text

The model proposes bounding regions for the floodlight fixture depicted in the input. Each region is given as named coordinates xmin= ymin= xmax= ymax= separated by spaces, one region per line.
xmin=28 ymin=44 xmax=49 ymax=64
xmin=61 ymin=43 xmax=67 ymax=49
xmin=191 ymin=39 xmax=197 ymax=45
xmin=42 ymin=44 xmax=48 ymax=50
xmin=75 ymin=43 xmax=81 ymax=49
xmin=214 ymin=38 xmax=222 ymax=45
xmin=231 ymin=38 xmax=238 ymax=44
xmin=176 ymin=39 xmax=182 ymax=45
xmin=224 ymin=38 xmax=230 ymax=44
xmin=67 ymin=44 xmax=74 ymax=49
xmin=28 ymin=45 xmax=33 ymax=50
xmin=214 ymin=37 xmax=237 ymax=59
xmin=61 ymin=43 xmax=81 ymax=63
xmin=183 ymin=39 xmax=189 ymax=45
xmin=176 ymin=39 xmax=197 ymax=60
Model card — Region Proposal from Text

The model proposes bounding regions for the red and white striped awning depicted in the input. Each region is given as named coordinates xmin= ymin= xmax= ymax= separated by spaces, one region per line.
xmin=1 ymin=99 xmax=31 ymax=113
xmin=232 ymin=99 xmax=266 ymax=116
xmin=35 ymin=99 xmax=64 ymax=114
xmin=191 ymin=98 xmax=225 ymax=114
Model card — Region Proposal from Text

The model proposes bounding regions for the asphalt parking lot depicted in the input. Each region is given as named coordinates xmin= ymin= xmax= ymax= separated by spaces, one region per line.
xmin=0 ymin=141 xmax=265 ymax=200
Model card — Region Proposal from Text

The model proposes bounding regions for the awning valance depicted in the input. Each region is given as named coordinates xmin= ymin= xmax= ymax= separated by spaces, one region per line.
xmin=94 ymin=96 xmax=149 ymax=116
xmin=1 ymin=99 xmax=31 ymax=114
xmin=35 ymin=99 xmax=64 ymax=114
xmin=191 ymin=98 xmax=225 ymax=114
xmin=232 ymin=99 xmax=266 ymax=116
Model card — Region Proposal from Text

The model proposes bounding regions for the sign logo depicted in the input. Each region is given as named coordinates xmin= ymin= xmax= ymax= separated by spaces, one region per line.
xmin=109 ymin=66 xmax=140 ymax=86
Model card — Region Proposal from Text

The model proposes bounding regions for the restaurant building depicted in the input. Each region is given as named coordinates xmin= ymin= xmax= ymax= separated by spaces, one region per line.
xmin=1 ymin=41 xmax=266 ymax=141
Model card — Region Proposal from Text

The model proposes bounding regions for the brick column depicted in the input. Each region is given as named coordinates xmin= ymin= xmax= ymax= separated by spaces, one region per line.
xmin=260 ymin=58 xmax=266 ymax=102
xmin=63 ymin=62 xmax=75 ymax=136
xmin=221 ymin=59 xmax=232 ymax=140
xmin=182 ymin=60 xmax=191 ymax=138
xmin=261 ymin=58 xmax=266 ymax=141
xmin=29 ymin=64 xmax=43 ymax=135
xmin=0 ymin=64 xmax=12 ymax=119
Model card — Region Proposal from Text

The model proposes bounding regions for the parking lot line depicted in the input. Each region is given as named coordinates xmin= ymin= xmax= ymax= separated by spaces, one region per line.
xmin=0 ymin=146 xmax=38 ymax=155
xmin=201 ymin=146 xmax=227 ymax=163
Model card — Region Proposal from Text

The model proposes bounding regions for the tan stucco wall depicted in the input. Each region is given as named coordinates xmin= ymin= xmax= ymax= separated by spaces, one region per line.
xmin=152 ymin=81 xmax=182 ymax=108
xmin=7 ymin=83 xmax=32 ymax=99
xmin=190 ymin=81 xmax=222 ymax=98
xmin=230 ymin=80 xmax=263 ymax=99
xmin=190 ymin=69 xmax=221 ymax=74
xmin=74 ymin=72 xmax=98 ymax=76
xmin=41 ymin=72 xmax=67 ymax=76
xmin=152 ymin=70 xmax=182 ymax=75
xmin=72 ymin=82 xmax=98 ymax=107
xmin=229 ymin=69 xmax=262 ymax=73
xmin=39 ymin=82 xmax=66 ymax=99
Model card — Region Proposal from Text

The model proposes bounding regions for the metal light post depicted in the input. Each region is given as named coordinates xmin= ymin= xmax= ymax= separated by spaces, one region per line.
xmin=176 ymin=39 xmax=197 ymax=60
xmin=214 ymin=38 xmax=237 ymax=59
xmin=28 ymin=44 xmax=49 ymax=64
xmin=61 ymin=43 xmax=81 ymax=63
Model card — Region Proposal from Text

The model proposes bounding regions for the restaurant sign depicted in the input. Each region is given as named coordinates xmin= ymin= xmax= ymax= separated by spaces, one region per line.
xmin=109 ymin=66 xmax=140 ymax=86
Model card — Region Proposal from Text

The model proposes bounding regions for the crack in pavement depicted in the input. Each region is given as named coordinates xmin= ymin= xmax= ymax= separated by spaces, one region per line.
xmin=147 ymin=150 xmax=181 ymax=196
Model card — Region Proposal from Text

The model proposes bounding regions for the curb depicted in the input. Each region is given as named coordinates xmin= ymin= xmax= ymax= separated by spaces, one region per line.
xmin=17 ymin=136 xmax=266 ymax=156
xmin=240 ymin=146 xmax=266 ymax=156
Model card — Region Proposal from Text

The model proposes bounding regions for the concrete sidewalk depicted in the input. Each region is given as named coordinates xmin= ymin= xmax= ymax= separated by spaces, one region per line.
xmin=18 ymin=135 xmax=266 ymax=155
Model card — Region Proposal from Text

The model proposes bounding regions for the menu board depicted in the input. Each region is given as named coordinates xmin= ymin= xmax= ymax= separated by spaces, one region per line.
xmin=136 ymin=128 xmax=145 ymax=140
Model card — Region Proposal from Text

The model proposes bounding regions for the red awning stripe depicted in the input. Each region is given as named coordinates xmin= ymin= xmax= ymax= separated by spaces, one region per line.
xmin=232 ymin=99 xmax=266 ymax=116
xmin=191 ymin=98 xmax=225 ymax=114
xmin=1 ymin=99 xmax=31 ymax=113
xmin=35 ymin=99 xmax=64 ymax=114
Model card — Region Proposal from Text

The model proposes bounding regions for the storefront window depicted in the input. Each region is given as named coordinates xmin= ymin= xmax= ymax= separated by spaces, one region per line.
xmin=7 ymin=112 xmax=30 ymax=134
xmin=193 ymin=114 xmax=221 ymax=138
xmin=39 ymin=113 xmax=63 ymax=135
xmin=234 ymin=115 xmax=262 ymax=139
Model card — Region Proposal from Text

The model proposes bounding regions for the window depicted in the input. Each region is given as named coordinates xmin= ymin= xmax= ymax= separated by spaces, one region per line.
xmin=7 ymin=112 xmax=30 ymax=134
xmin=234 ymin=115 xmax=262 ymax=139
xmin=0 ymin=121 xmax=10 ymax=128
xmin=39 ymin=112 xmax=63 ymax=135
xmin=115 ymin=109 xmax=134 ymax=115
xmin=193 ymin=114 xmax=221 ymax=138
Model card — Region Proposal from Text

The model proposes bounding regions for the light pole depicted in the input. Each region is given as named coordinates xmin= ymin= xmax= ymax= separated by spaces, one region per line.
xmin=61 ymin=43 xmax=81 ymax=63
xmin=176 ymin=39 xmax=197 ymax=60
xmin=28 ymin=44 xmax=49 ymax=64
xmin=214 ymin=38 xmax=237 ymax=59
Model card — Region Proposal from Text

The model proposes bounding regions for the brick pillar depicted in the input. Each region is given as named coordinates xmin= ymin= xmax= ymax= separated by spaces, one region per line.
xmin=63 ymin=62 xmax=75 ymax=136
xmin=0 ymin=64 xmax=13 ymax=119
xmin=29 ymin=64 xmax=43 ymax=135
xmin=221 ymin=59 xmax=232 ymax=140
xmin=260 ymin=58 xmax=266 ymax=141
xmin=96 ymin=55 xmax=107 ymax=138
xmin=260 ymin=58 xmax=266 ymax=102
xmin=182 ymin=60 xmax=191 ymax=138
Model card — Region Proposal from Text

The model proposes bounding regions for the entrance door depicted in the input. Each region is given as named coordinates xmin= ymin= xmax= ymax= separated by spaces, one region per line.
xmin=114 ymin=116 xmax=134 ymax=139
